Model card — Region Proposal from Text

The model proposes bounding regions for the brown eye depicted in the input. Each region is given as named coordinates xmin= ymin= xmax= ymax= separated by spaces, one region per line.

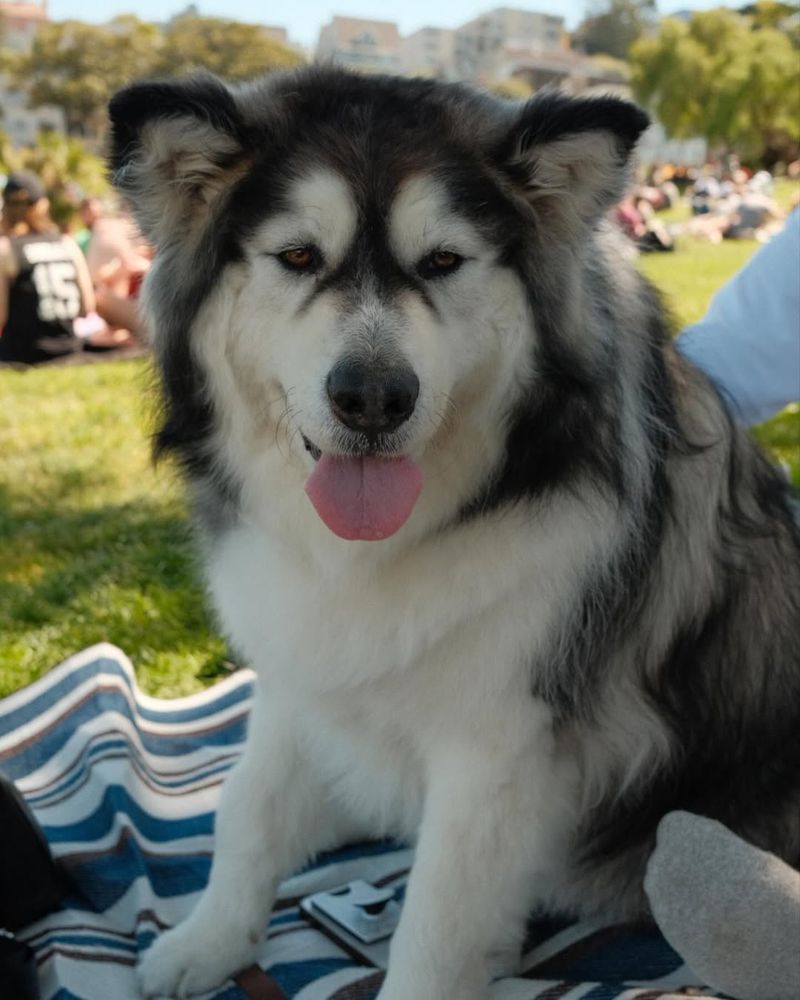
xmin=279 ymin=247 xmax=319 ymax=272
xmin=417 ymin=250 xmax=464 ymax=279
xmin=432 ymin=251 xmax=458 ymax=269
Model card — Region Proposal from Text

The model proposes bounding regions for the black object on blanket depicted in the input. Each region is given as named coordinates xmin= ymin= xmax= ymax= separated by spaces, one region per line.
xmin=0 ymin=772 xmax=63 ymax=931
xmin=0 ymin=932 xmax=40 ymax=1000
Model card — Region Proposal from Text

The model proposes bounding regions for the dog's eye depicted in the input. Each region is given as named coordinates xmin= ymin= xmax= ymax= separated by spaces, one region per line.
xmin=417 ymin=250 xmax=464 ymax=279
xmin=278 ymin=247 xmax=320 ymax=272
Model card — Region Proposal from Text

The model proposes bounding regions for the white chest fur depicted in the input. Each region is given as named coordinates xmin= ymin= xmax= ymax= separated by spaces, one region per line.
xmin=207 ymin=492 xmax=620 ymax=833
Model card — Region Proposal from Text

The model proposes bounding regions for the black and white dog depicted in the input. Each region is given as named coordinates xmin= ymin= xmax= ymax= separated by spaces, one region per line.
xmin=109 ymin=68 xmax=800 ymax=1000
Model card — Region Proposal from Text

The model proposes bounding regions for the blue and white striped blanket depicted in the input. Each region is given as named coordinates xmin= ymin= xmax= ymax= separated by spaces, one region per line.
xmin=0 ymin=644 xmax=721 ymax=1000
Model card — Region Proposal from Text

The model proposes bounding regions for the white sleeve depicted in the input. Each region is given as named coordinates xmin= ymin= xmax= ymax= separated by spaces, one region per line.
xmin=676 ymin=210 xmax=800 ymax=426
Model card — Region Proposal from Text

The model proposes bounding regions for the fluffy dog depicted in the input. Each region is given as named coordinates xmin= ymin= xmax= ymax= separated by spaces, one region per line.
xmin=109 ymin=68 xmax=800 ymax=1000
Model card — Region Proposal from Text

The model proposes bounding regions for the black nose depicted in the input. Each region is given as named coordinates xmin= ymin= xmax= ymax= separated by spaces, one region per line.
xmin=327 ymin=360 xmax=419 ymax=437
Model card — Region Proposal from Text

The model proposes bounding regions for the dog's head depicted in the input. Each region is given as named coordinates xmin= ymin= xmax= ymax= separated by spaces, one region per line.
xmin=110 ymin=69 xmax=647 ymax=544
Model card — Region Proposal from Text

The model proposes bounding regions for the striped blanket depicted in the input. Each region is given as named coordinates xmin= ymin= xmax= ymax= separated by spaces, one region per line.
xmin=0 ymin=644 xmax=722 ymax=1000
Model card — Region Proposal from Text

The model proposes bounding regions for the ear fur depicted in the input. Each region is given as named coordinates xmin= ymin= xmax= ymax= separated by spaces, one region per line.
xmin=496 ymin=91 xmax=650 ymax=234
xmin=108 ymin=75 xmax=252 ymax=245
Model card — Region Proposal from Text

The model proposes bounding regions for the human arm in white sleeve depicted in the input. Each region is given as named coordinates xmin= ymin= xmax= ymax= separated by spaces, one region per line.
xmin=676 ymin=210 xmax=800 ymax=426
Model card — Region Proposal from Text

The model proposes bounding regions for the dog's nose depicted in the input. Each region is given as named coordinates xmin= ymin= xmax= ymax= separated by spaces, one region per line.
xmin=327 ymin=360 xmax=419 ymax=436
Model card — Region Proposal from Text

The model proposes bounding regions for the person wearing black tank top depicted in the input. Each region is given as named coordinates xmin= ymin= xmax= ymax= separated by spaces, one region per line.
xmin=0 ymin=171 xmax=94 ymax=365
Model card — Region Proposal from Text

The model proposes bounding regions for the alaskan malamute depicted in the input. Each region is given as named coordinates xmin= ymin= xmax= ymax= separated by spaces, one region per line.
xmin=110 ymin=69 xmax=800 ymax=1000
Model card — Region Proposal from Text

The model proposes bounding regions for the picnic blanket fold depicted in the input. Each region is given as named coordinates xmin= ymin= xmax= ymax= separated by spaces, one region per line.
xmin=0 ymin=645 xmax=721 ymax=1000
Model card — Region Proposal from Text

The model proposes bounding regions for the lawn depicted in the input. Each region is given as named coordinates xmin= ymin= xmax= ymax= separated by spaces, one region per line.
xmin=0 ymin=361 xmax=228 ymax=697
xmin=1 ymin=233 xmax=798 ymax=698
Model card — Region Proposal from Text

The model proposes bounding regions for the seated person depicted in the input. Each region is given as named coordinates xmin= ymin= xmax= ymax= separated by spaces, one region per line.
xmin=613 ymin=193 xmax=673 ymax=252
xmin=0 ymin=171 xmax=94 ymax=365
xmin=85 ymin=209 xmax=151 ymax=347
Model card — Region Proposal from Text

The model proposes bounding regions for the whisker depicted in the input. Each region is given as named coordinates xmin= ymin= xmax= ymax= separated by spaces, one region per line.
xmin=274 ymin=386 xmax=298 ymax=461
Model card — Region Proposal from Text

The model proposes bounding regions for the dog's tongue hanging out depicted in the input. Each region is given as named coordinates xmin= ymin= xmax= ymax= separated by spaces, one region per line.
xmin=305 ymin=455 xmax=423 ymax=541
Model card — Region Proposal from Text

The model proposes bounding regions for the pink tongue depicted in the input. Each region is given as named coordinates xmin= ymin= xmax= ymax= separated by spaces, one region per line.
xmin=305 ymin=454 xmax=423 ymax=541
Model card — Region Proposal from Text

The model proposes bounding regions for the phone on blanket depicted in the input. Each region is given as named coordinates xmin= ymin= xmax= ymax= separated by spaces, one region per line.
xmin=299 ymin=880 xmax=402 ymax=968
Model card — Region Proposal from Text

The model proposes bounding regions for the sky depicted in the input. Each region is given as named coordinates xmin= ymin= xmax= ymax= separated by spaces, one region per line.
xmin=46 ymin=0 xmax=736 ymax=48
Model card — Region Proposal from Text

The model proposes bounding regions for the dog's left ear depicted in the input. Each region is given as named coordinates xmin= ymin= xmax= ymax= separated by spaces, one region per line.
xmin=108 ymin=75 xmax=252 ymax=246
xmin=495 ymin=91 xmax=650 ymax=233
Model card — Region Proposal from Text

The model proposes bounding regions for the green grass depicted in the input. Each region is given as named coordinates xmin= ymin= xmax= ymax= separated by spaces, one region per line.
xmin=0 ymin=361 xmax=228 ymax=697
xmin=637 ymin=239 xmax=758 ymax=326
xmin=1 ymin=230 xmax=798 ymax=697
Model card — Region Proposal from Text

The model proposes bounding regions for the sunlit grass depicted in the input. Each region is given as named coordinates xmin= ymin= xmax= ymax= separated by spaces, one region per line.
xmin=637 ymin=239 xmax=757 ymax=326
xmin=0 ymin=361 xmax=228 ymax=697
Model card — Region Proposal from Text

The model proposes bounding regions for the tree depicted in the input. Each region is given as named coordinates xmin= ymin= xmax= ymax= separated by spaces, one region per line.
xmin=0 ymin=129 xmax=18 ymax=175
xmin=630 ymin=7 xmax=799 ymax=165
xmin=0 ymin=11 xmax=12 ymax=74
xmin=743 ymin=1 xmax=800 ymax=38
xmin=486 ymin=77 xmax=535 ymax=101
xmin=573 ymin=0 xmax=658 ymax=60
xmin=10 ymin=17 xmax=161 ymax=136
xmin=0 ymin=131 xmax=109 ymax=228
xmin=10 ymin=15 xmax=302 ymax=139
xmin=154 ymin=15 xmax=301 ymax=81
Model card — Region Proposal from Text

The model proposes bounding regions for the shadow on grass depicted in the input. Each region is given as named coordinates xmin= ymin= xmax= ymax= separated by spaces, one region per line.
xmin=0 ymin=476 xmax=232 ymax=697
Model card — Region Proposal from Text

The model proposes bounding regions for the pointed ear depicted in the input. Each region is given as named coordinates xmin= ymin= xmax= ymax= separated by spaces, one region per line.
xmin=108 ymin=75 xmax=252 ymax=245
xmin=495 ymin=91 xmax=650 ymax=235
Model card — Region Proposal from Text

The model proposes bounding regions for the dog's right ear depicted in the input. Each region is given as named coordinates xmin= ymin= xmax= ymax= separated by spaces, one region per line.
xmin=108 ymin=76 xmax=251 ymax=246
xmin=494 ymin=90 xmax=649 ymax=238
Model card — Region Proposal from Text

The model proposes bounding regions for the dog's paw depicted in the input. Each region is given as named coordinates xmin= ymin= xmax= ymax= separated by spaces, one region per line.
xmin=138 ymin=918 xmax=259 ymax=998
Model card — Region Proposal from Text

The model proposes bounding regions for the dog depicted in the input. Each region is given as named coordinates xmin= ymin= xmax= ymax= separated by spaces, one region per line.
xmin=109 ymin=68 xmax=800 ymax=1000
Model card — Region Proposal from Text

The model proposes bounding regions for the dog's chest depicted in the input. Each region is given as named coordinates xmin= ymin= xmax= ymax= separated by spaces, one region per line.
xmin=206 ymin=516 xmax=602 ymax=837
xmin=207 ymin=516 xmax=549 ymax=694
xmin=302 ymin=694 xmax=429 ymax=838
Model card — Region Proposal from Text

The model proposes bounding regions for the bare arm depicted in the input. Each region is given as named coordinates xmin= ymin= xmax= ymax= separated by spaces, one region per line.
xmin=0 ymin=238 xmax=16 ymax=331
xmin=0 ymin=272 xmax=8 ymax=331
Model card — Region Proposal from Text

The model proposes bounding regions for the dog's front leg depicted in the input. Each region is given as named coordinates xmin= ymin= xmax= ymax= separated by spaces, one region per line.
xmin=138 ymin=692 xmax=337 ymax=998
xmin=378 ymin=711 xmax=564 ymax=1000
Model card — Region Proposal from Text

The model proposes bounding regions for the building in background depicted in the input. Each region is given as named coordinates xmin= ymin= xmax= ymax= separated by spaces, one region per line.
xmin=0 ymin=0 xmax=46 ymax=49
xmin=315 ymin=7 xmax=618 ymax=96
xmin=262 ymin=22 xmax=308 ymax=60
xmin=509 ymin=50 xmax=630 ymax=96
xmin=454 ymin=7 xmax=566 ymax=83
xmin=263 ymin=25 xmax=289 ymax=46
xmin=1 ymin=87 xmax=66 ymax=146
xmin=400 ymin=26 xmax=455 ymax=79
xmin=0 ymin=0 xmax=67 ymax=147
xmin=316 ymin=16 xmax=402 ymax=74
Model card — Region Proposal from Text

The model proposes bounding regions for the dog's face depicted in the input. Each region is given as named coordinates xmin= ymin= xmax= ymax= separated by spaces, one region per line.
xmin=234 ymin=167 xmax=525 ymax=459
xmin=223 ymin=164 xmax=538 ymax=539
xmin=110 ymin=71 xmax=647 ymax=541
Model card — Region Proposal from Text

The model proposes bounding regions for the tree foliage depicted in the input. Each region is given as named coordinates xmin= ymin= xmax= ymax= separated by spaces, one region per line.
xmin=0 ymin=131 xmax=108 ymax=228
xmin=743 ymin=0 xmax=800 ymax=39
xmin=486 ymin=77 xmax=535 ymax=101
xmin=10 ymin=15 xmax=302 ymax=137
xmin=630 ymin=5 xmax=800 ymax=164
xmin=573 ymin=0 xmax=658 ymax=60
xmin=0 ymin=11 xmax=12 ymax=74
xmin=10 ymin=17 xmax=160 ymax=135
xmin=154 ymin=15 xmax=300 ymax=81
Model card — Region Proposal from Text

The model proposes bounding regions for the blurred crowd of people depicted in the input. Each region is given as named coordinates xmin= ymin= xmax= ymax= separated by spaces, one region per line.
xmin=612 ymin=158 xmax=798 ymax=254
xmin=1 ymin=157 xmax=797 ymax=367
xmin=0 ymin=170 xmax=151 ymax=366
